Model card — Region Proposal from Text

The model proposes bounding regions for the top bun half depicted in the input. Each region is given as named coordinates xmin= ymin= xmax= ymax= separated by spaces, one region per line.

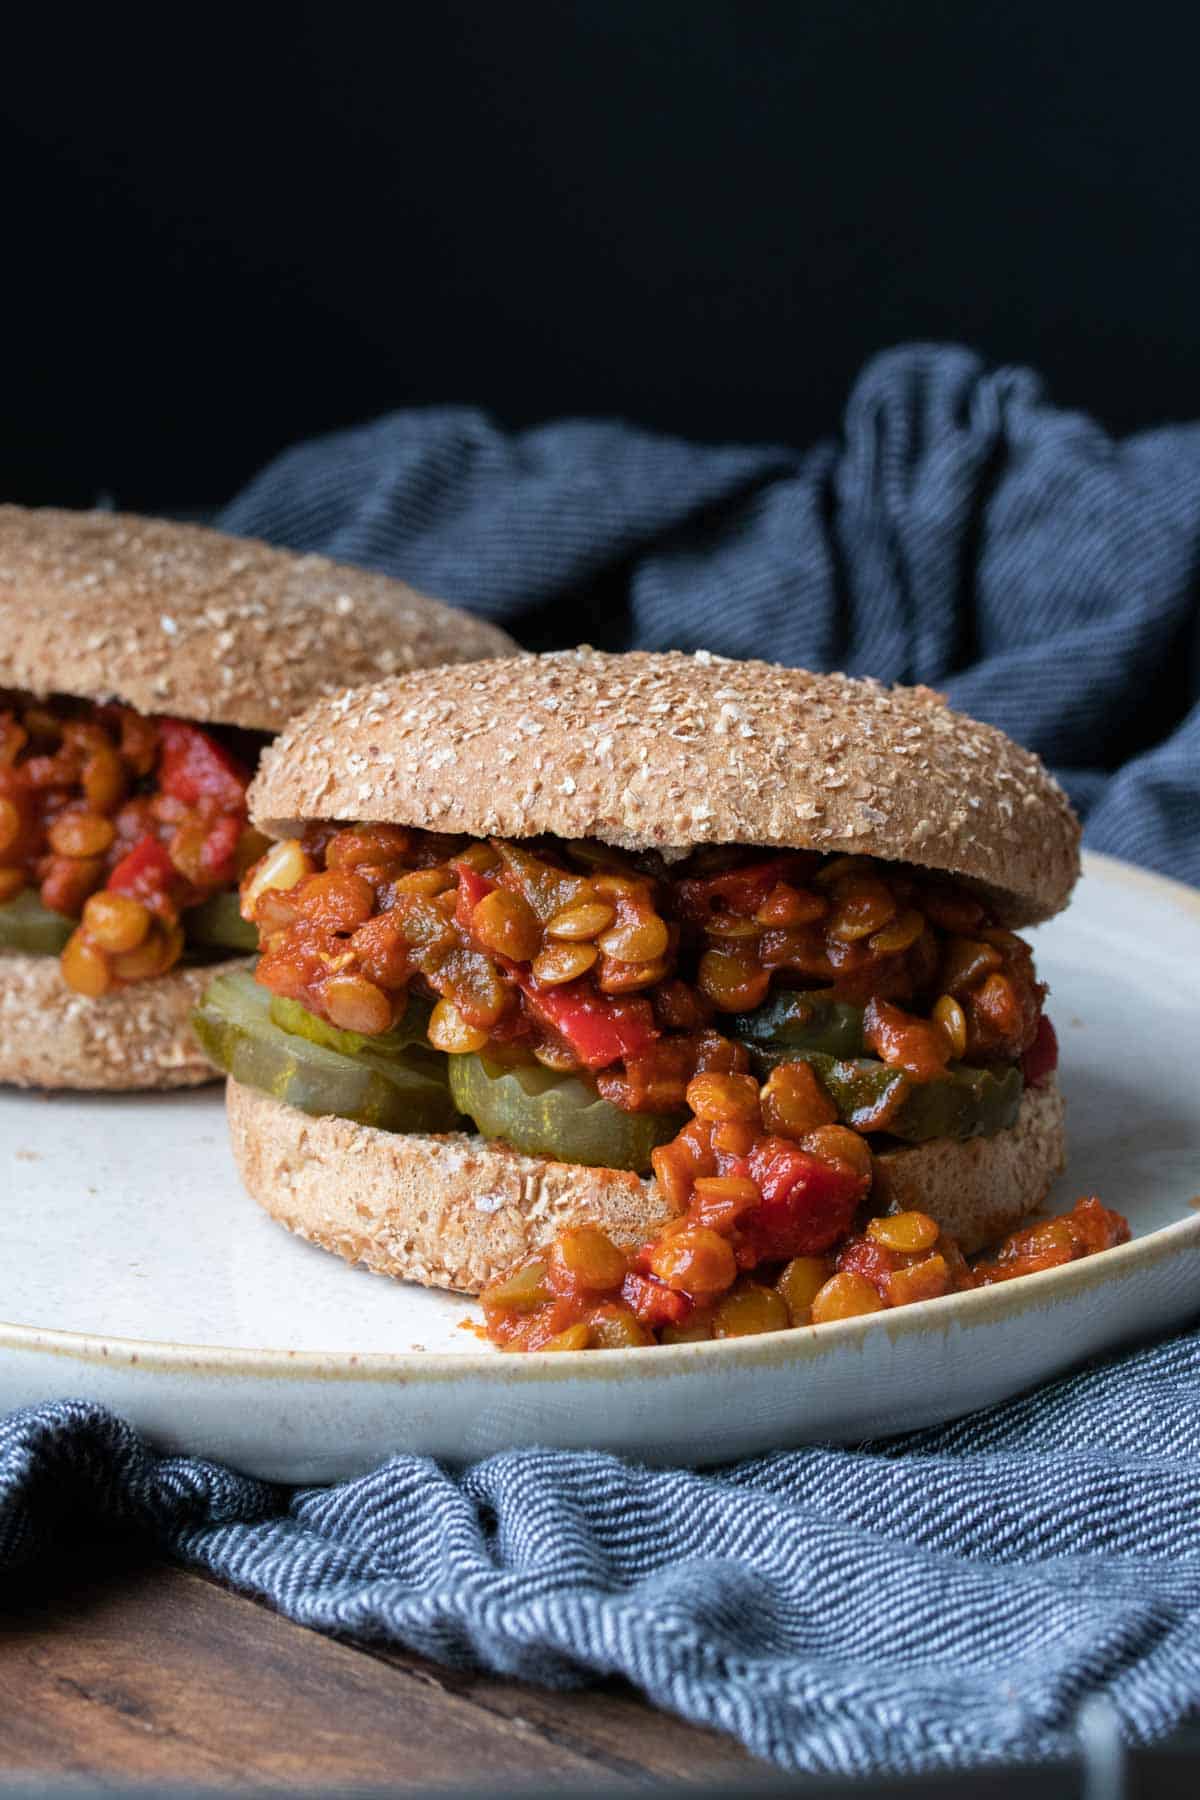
xmin=249 ymin=649 xmax=1080 ymax=925
xmin=0 ymin=506 xmax=517 ymax=733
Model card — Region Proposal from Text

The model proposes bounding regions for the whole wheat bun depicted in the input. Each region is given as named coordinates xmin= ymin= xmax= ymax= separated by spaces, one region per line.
xmin=0 ymin=507 xmax=514 ymax=1090
xmin=0 ymin=505 xmax=516 ymax=733
xmin=872 ymin=1077 xmax=1065 ymax=1253
xmin=250 ymin=648 xmax=1079 ymax=924
xmin=0 ymin=950 xmax=249 ymax=1090
xmin=227 ymin=1076 xmax=1065 ymax=1293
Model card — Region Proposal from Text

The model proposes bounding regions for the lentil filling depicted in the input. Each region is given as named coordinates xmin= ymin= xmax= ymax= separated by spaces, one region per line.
xmin=0 ymin=691 xmax=266 ymax=994
xmin=234 ymin=823 xmax=1131 ymax=1348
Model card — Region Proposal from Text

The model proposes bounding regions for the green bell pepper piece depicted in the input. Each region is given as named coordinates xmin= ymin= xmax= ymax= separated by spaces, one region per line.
xmin=730 ymin=988 xmax=866 ymax=1059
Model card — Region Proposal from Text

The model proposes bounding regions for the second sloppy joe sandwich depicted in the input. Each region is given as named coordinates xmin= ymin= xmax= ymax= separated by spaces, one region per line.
xmin=198 ymin=649 xmax=1130 ymax=1349
xmin=0 ymin=505 xmax=514 ymax=1089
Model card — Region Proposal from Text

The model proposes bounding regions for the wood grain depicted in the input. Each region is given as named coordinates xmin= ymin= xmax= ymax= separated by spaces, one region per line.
xmin=346 ymin=1645 xmax=754 ymax=1784
xmin=0 ymin=1546 xmax=753 ymax=1787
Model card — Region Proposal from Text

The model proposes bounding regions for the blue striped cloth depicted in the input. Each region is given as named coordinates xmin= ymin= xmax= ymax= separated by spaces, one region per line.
xmin=3 ymin=344 xmax=1199 ymax=1775
xmin=222 ymin=342 xmax=1200 ymax=887
xmin=3 ymin=1333 xmax=1200 ymax=1776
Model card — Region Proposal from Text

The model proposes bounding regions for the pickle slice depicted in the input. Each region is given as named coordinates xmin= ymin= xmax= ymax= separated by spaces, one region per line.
xmin=185 ymin=891 xmax=260 ymax=953
xmin=449 ymin=1052 xmax=684 ymax=1173
xmin=894 ymin=1059 xmax=1022 ymax=1141
xmin=763 ymin=1050 xmax=1022 ymax=1143
xmin=193 ymin=968 xmax=464 ymax=1134
xmin=0 ymin=889 xmax=74 ymax=955
xmin=269 ymin=991 xmax=435 ymax=1062
xmin=731 ymin=989 xmax=866 ymax=1060
xmin=735 ymin=991 xmax=1021 ymax=1141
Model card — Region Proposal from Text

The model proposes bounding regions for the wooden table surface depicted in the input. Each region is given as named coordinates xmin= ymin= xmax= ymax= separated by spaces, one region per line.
xmin=0 ymin=1535 xmax=755 ymax=1789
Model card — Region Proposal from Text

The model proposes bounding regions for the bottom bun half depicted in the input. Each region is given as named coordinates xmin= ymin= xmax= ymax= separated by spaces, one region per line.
xmin=872 ymin=1076 xmax=1064 ymax=1252
xmin=226 ymin=1074 xmax=1065 ymax=1295
xmin=0 ymin=950 xmax=251 ymax=1090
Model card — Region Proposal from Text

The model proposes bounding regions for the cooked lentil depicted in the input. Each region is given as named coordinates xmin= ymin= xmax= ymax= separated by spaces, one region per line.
xmin=0 ymin=690 xmax=261 ymax=990
xmin=240 ymin=822 xmax=1129 ymax=1350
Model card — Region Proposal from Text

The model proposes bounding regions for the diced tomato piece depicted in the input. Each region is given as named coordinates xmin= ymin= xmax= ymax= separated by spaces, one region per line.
xmin=1067 ymin=1195 xmax=1130 ymax=1255
xmin=1021 ymin=1014 xmax=1059 ymax=1088
xmin=158 ymin=719 xmax=249 ymax=810
xmin=454 ymin=863 xmax=497 ymax=932
xmin=199 ymin=812 xmax=242 ymax=884
xmin=630 ymin=1242 xmax=656 ymax=1277
xmin=676 ymin=857 xmax=802 ymax=923
xmin=864 ymin=995 xmax=952 ymax=1082
xmin=980 ymin=1195 xmax=1130 ymax=1283
xmin=742 ymin=1137 xmax=866 ymax=1260
xmin=518 ymin=978 xmax=658 ymax=1069
xmin=836 ymin=1236 xmax=896 ymax=1299
xmin=107 ymin=834 xmax=179 ymax=904
xmin=621 ymin=1271 xmax=691 ymax=1329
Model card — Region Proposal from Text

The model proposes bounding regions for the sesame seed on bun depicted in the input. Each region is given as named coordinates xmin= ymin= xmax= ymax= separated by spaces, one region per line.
xmin=0 ymin=505 xmax=517 ymax=733
xmin=249 ymin=648 xmax=1080 ymax=925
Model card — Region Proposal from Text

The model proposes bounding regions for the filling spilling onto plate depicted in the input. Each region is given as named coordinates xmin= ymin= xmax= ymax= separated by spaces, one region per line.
xmin=202 ymin=825 xmax=1129 ymax=1350
xmin=480 ymin=1195 xmax=1128 ymax=1349
xmin=0 ymin=692 xmax=264 ymax=991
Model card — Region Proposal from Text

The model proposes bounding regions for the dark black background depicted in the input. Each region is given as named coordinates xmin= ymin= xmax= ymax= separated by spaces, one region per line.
xmin=5 ymin=2 xmax=1198 ymax=512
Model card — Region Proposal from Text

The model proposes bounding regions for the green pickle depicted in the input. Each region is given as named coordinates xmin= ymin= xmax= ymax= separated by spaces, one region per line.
xmin=734 ymin=989 xmax=1022 ymax=1141
xmin=196 ymin=963 xmax=1020 ymax=1153
xmin=450 ymin=1052 xmax=684 ymax=1173
xmin=192 ymin=969 xmax=464 ymax=1134
xmin=184 ymin=891 xmax=260 ymax=954
xmin=786 ymin=1050 xmax=1022 ymax=1143
xmin=0 ymin=889 xmax=74 ymax=955
xmin=269 ymin=990 xmax=434 ymax=1061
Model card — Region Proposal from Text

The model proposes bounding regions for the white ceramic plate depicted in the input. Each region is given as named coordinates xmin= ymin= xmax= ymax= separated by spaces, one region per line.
xmin=1 ymin=852 xmax=1198 ymax=1481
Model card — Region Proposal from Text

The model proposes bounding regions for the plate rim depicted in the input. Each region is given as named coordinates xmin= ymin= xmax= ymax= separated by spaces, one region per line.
xmin=3 ymin=849 xmax=1198 ymax=1384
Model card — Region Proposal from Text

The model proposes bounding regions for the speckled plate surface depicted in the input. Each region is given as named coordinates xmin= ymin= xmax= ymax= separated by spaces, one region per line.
xmin=1 ymin=852 xmax=1197 ymax=1481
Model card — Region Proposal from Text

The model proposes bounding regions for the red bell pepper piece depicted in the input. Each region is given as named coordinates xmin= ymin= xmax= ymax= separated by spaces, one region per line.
xmin=621 ymin=1271 xmax=691 ymax=1330
xmin=741 ymin=1137 xmax=866 ymax=1261
xmin=107 ymin=834 xmax=179 ymax=904
xmin=158 ymin=719 xmax=249 ymax=811
xmin=518 ymin=978 xmax=658 ymax=1069
xmin=1021 ymin=1014 xmax=1058 ymax=1088
xmin=454 ymin=863 xmax=498 ymax=934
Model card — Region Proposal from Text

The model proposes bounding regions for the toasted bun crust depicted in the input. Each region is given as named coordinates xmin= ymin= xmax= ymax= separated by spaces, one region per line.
xmin=227 ymin=1075 xmax=1065 ymax=1294
xmin=872 ymin=1077 xmax=1065 ymax=1254
xmin=225 ymin=1078 xmax=672 ymax=1295
xmin=0 ymin=506 xmax=516 ymax=733
xmin=0 ymin=951 xmax=248 ymax=1090
xmin=250 ymin=648 xmax=1078 ymax=924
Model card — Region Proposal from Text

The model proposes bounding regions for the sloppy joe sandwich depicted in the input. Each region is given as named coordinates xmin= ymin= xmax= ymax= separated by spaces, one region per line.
xmin=0 ymin=506 xmax=514 ymax=1089
xmin=200 ymin=649 xmax=1128 ymax=1350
